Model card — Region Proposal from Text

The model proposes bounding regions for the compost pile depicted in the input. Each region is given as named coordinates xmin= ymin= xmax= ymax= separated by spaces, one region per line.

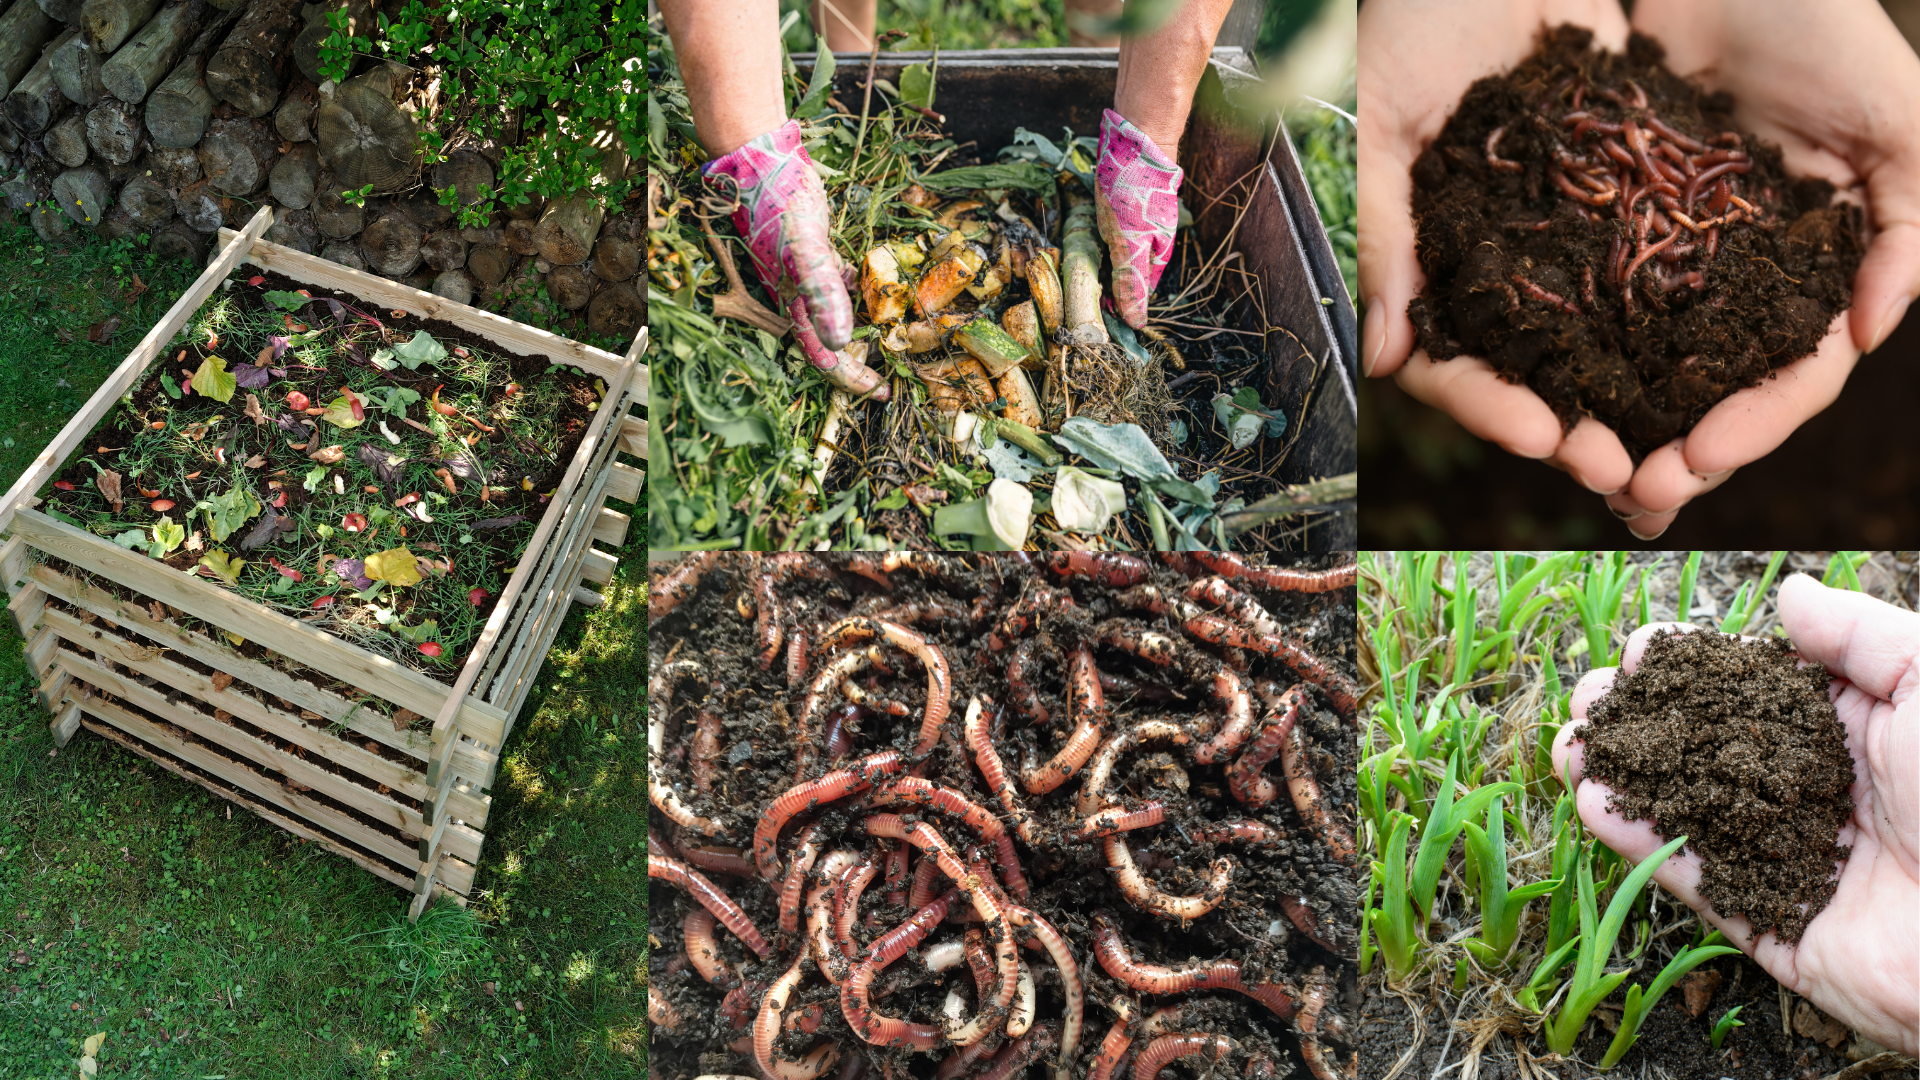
xmin=1580 ymin=629 xmax=1854 ymax=944
xmin=1406 ymin=26 xmax=1864 ymax=460
xmin=36 ymin=270 xmax=600 ymax=675
xmin=646 ymin=551 xmax=1360 ymax=1080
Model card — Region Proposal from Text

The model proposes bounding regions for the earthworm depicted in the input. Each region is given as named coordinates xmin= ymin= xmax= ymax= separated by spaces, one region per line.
xmin=1192 ymin=668 xmax=1255 ymax=763
xmin=1623 ymin=226 xmax=1684 ymax=314
xmin=650 ymin=552 xmax=722 ymax=625
xmin=1182 ymin=616 xmax=1357 ymax=718
xmin=977 ymin=1021 xmax=1059 ymax=1080
xmin=935 ymin=1037 xmax=996 ymax=1080
xmin=1622 ymin=120 xmax=1661 ymax=187
xmin=1568 ymin=116 xmax=1622 ymax=141
xmin=1582 ymin=265 xmax=1597 ymax=309
xmin=988 ymin=585 xmax=1073 ymax=650
xmin=964 ymin=696 xmax=1037 ymax=846
xmin=810 ymin=856 xmax=856 ymax=985
xmin=1095 ymin=621 xmax=1182 ymax=667
xmin=1226 ymin=685 xmax=1304 ymax=807
xmin=778 ymin=821 xmax=828 ymax=933
xmin=963 ymin=929 xmax=997 ymax=1010
xmin=1685 ymin=160 xmax=1752 ymax=208
xmin=651 ymin=661 xmax=728 ymax=837
xmin=1194 ymin=819 xmax=1282 ymax=846
xmin=650 ymin=852 xmax=772 ymax=957
xmin=1007 ymin=904 xmax=1083 ymax=1074
xmin=1552 ymin=168 xmax=1617 ymax=206
xmin=1185 ymin=554 xmax=1357 ymax=593
xmin=1134 ymin=1034 xmax=1232 ymax=1080
xmin=819 ymin=618 xmax=952 ymax=756
xmin=1644 ymin=114 xmax=1706 ymax=152
xmin=878 ymin=836 xmax=909 ymax=906
xmin=1098 ymin=669 xmax=1175 ymax=701
xmin=1691 ymin=148 xmax=1748 ymax=167
xmin=1284 ymin=721 xmax=1357 ymax=862
xmin=1076 ymin=800 xmax=1167 ymax=840
xmin=1663 ymin=270 xmax=1706 ymax=292
xmin=1022 ymin=644 xmax=1106 ymax=795
xmin=685 ymin=907 xmax=735 ymax=987
xmin=1600 ymin=138 xmax=1636 ymax=169
xmin=1007 ymin=638 xmax=1052 ymax=723
xmin=1007 ymin=960 xmax=1038 ymax=1036
xmin=754 ymin=750 xmax=908 ymax=879
xmin=1183 ymin=576 xmax=1286 ymax=639
xmin=788 ymin=623 xmax=811 ymax=686
xmin=754 ymin=568 xmax=784 ymax=670
xmin=1089 ymin=912 xmax=1301 ymax=1020
xmin=840 ymin=887 xmax=958 ymax=1049
xmin=847 ymin=553 xmax=892 ymax=590
xmin=690 ymin=708 xmax=725 ymax=794
xmin=1280 ymin=892 xmax=1344 ymax=958
xmin=756 ymin=951 xmax=842 ymax=1080
xmin=842 ymin=676 xmax=911 ymax=718
xmin=799 ymin=650 xmax=875 ymax=767
xmin=722 ymin=983 xmax=763 ymax=1028
xmin=907 ymin=851 xmax=943 ymax=913
xmin=1295 ymin=967 xmax=1345 ymax=1080
xmin=1106 ymin=834 xmax=1234 ymax=921
xmin=1077 ymin=719 xmax=1193 ymax=816
xmin=822 ymin=703 xmax=864 ymax=761
xmin=1484 ymin=126 xmax=1522 ymax=173
xmin=1043 ymin=552 xmax=1150 ymax=588
xmin=1088 ymin=999 xmax=1135 ymax=1080
xmin=862 ymin=814 xmax=1021 ymax=1043
xmin=871 ymin=776 xmax=1030 ymax=898
xmin=678 ymin=842 xmax=759 ymax=878
xmin=651 ymin=986 xmax=685 ymax=1029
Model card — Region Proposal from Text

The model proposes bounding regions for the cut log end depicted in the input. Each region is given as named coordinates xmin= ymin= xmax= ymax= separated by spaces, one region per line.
xmin=588 ymin=281 xmax=642 ymax=340
xmin=547 ymin=263 xmax=595 ymax=310
xmin=360 ymin=211 xmax=423 ymax=277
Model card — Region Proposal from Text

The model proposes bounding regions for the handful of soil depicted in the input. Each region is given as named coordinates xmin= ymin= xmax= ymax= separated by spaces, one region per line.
xmin=1581 ymin=629 xmax=1854 ymax=944
xmin=1407 ymin=26 xmax=1865 ymax=460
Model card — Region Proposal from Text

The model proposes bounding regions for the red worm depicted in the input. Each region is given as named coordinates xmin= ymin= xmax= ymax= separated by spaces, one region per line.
xmin=678 ymin=843 xmax=759 ymax=877
xmin=1644 ymin=114 xmax=1708 ymax=153
xmin=1552 ymin=167 xmax=1617 ymax=206
xmin=650 ymin=986 xmax=685 ymax=1029
xmin=831 ymin=854 xmax=876 ymax=968
xmin=841 ymin=887 xmax=958 ymax=1049
xmin=1194 ymin=820 xmax=1282 ymax=846
xmin=879 ymin=836 xmax=908 ymax=905
xmin=1284 ymin=721 xmax=1357 ymax=863
xmin=1095 ymin=621 xmax=1182 ymax=667
xmin=1622 ymin=226 xmax=1683 ymax=314
xmin=1185 ymin=553 xmax=1357 ymax=593
xmin=1090 ymin=912 xmax=1301 ymax=1020
xmin=1077 ymin=719 xmax=1192 ymax=816
xmin=756 ymin=951 xmax=842 ymax=1080
xmin=691 ymin=708 xmax=724 ymax=793
xmin=1022 ymin=644 xmax=1106 ymax=795
xmin=1007 ymin=638 xmax=1052 ymax=723
xmin=650 ymin=853 xmax=772 ymax=957
xmin=870 ymin=776 xmax=1030 ymax=899
xmin=649 ymin=551 xmax=721 ymax=625
xmin=977 ymin=1021 xmax=1060 ymax=1080
xmin=1195 ymin=667 xmax=1256 ymax=764
xmin=1088 ymin=999 xmax=1135 ymax=1080
xmin=754 ymin=566 xmax=783 ymax=670
xmin=1183 ymin=615 xmax=1357 ymax=718
xmin=722 ymin=982 xmax=763 ymax=1028
xmin=1098 ymin=669 xmax=1174 ymax=700
xmin=822 ymin=703 xmax=864 ymax=761
xmin=809 ymin=859 xmax=854 ymax=986
xmin=1076 ymin=800 xmax=1166 ymax=840
xmin=1600 ymin=138 xmax=1636 ymax=169
xmin=820 ymin=618 xmax=952 ymax=756
xmin=935 ymin=1034 xmax=996 ymax=1080
xmin=788 ymin=622 xmax=811 ymax=687
xmin=1226 ymin=685 xmax=1306 ymax=808
xmin=1280 ymin=893 xmax=1344 ymax=957
xmin=685 ymin=907 xmax=735 ymax=986
xmin=1484 ymin=125 xmax=1522 ymax=173
xmin=907 ymin=850 xmax=941 ymax=912
xmin=778 ymin=821 xmax=827 ymax=933
xmin=866 ymin=598 xmax=977 ymax=626
xmin=651 ymin=660 xmax=727 ymax=836
xmin=1512 ymin=273 xmax=1582 ymax=316
xmin=1106 ymin=835 xmax=1234 ymax=921
xmin=1044 ymin=551 xmax=1150 ymax=588
xmin=754 ymin=750 xmax=908 ymax=880
xmin=1183 ymin=576 xmax=1287 ymax=638
xmin=1010 ymin=904 xmax=1084 ymax=1069
xmin=988 ymin=584 xmax=1073 ymax=650
xmin=847 ymin=553 xmax=892 ymax=590
xmin=1133 ymin=1034 xmax=1232 ymax=1080
xmin=965 ymin=695 xmax=1037 ymax=846
xmin=1296 ymin=967 xmax=1343 ymax=1080
xmin=1685 ymin=160 xmax=1753 ymax=208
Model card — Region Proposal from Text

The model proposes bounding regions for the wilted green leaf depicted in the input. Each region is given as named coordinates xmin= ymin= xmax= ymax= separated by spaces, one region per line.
xmin=364 ymin=547 xmax=422 ymax=587
xmin=391 ymin=332 xmax=447 ymax=370
xmin=190 ymin=355 xmax=237 ymax=403
xmin=1051 ymin=417 xmax=1176 ymax=480
xmin=900 ymin=62 xmax=935 ymax=111
xmin=149 ymin=515 xmax=185 ymax=557
xmin=197 ymin=486 xmax=261 ymax=543
xmin=198 ymin=549 xmax=245 ymax=584
xmin=261 ymin=290 xmax=311 ymax=312
xmin=918 ymin=160 xmax=1057 ymax=196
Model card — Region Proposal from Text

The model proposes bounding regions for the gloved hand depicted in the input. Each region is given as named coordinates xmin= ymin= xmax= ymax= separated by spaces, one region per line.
xmin=1094 ymin=108 xmax=1184 ymax=329
xmin=706 ymin=119 xmax=887 ymax=397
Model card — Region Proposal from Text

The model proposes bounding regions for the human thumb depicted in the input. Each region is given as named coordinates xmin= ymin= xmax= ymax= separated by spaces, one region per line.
xmin=1356 ymin=97 xmax=1424 ymax=378
xmin=1851 ymin=134 xmax=1920 ymax=354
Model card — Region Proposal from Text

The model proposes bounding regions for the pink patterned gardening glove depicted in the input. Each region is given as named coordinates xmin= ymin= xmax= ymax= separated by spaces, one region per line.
xmin=704 ymin=119 xmax=855 ymax=351
xmin=1094 ymin=108 xmax=1184 ymax=329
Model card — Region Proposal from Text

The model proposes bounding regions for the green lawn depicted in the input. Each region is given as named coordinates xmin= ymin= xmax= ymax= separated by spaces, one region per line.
xmin=0 ymin=213 xmax=645 ymax=1079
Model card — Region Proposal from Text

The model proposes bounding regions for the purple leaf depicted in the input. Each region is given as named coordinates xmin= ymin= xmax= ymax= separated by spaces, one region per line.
xmin=342 ymin=342 xmax=367 ymax=365
xmin=471 ymin=515 xmax=526 ymax=531
xmin=438 ymin=449 xmax=481 ymax=479
xmin=270 ymin=368 xmax=288 ymax=378
xmin=326 ymin=299 xmax=346 ymax=324
xmin=333 ymin=558 xmax=373 ymax=589
xmin=232 ymin=364 xmax=272 ymax=390
xmin=239 ymin=509 xmax=296 ymax=551
xmin=357 ymin=443 xmax=407 ymax=483
xmin=273 ymin=412 xmax=306 ymax=433
xmin=268 ymin=335 xmax=292 ymax=359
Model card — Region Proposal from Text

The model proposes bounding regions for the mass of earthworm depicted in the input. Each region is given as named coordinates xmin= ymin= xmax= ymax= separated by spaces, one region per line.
xmin=646 ymin=552 xmax=1360 ymax=1080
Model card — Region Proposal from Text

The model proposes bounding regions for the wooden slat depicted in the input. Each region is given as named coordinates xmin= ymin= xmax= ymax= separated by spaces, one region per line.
xmin=570 ymin=586 xmax=604 ymax=609
xmin=77 ymin=712 xmax=472 ymax=904
xmin=30 ymin=564 xmax=500 ymax=788
xmin=0 ymin=534 xmax=29 ymax=592
xmin=218 ymin=228 xmax=626 ymax=380
xmin=25 ymin=620 xmax=57 ymax=675
xmin=593 ymin=505 xmax=630 ymax=547
xmin=619 ymin=415 xmax=645 ymax=460
xmin=626 ymin=327 xmax=648 ymax=406
xmin=7 ymin=581 xmax=45 ymax=637
xmin=579 ymin=547 xmax=618 ymax=586
xmin=0 ymin=207 xmax=276 ymax=538
xmin=11 ymin=513 xmax=509 ymax=750
xmin=50 ymin=696 xmax=81 ymax=747
xmin=604 ymin=461 xmax=642 ymax=504
xmin=40 ymin=607 xmax=490 ymax=828
xmin=37 ymin=667 xmax=70 ymax=712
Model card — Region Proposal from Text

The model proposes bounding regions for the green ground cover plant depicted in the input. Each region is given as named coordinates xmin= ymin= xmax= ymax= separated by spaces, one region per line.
xmin=0 ymin=216 xmax=645 ymax=1078
xmin=1356 ymin=550 xmax=1894 ymax=1071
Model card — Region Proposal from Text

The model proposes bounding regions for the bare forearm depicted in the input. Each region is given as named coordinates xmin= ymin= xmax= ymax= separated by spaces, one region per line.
xmin=657 ymin=0 xmax=789 ymax=157
xmin=1113 ymin=0 xmax=1239 ymax=160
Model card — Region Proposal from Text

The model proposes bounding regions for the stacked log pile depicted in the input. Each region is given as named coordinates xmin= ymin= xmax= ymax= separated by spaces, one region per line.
xmin=0 ymin=0 xmax=640 ymax=341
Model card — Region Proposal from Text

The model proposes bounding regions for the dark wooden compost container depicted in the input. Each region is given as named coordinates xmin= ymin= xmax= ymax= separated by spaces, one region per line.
xmin=794 ymin=47 xmax=1357 ymax=549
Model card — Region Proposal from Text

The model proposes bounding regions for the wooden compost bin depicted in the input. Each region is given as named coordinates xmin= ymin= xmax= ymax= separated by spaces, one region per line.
xmin=794 ymin=47 xmax=1358 ymax=548
xmin=0 ymin=205 xmax=649 ymax=918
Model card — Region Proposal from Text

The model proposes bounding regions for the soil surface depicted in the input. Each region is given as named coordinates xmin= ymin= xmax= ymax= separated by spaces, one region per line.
xmin=36 ymin=269 xmax=599 ymax=675
xmin=1581 ymin=629 xmax=1853 ymax=944
xmin=1359 ymin=953 xmax=1912 ymax=1080
xmin=647 ymin=553 xmax=1359 ymax=1080
xmin=1407 ymin=26 xmax=1865 ymax=461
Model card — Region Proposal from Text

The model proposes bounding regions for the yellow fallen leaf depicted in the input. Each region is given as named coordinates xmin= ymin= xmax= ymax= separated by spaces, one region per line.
xmin=364 ymin=547 xmax=422 ymax=587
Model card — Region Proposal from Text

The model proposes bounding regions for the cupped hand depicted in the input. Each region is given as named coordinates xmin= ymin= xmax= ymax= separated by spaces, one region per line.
xmin=1359 ymin=0 xmax=1641 ymax=508
xmin=1551 ymin=574 xmax=1920 ymax=1055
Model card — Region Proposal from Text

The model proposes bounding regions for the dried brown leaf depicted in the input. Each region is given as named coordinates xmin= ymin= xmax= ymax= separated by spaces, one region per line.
xmin=244 ymin=393 xmax=267 ymax=426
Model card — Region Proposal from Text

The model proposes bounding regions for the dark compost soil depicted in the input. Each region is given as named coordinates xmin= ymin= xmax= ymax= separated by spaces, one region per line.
xmin=1359 ymin=952 xmax=1909 ymax=1080
xmin=1406 ymin=26 xmax=1865 ymax=461
xmin=35 ymin=269 xmax=600 ymax=676
xmin=647 ymin=553 xmax=1360 ymax=1080
xmin=1580 ymin=629 xmax=1854 ymax=945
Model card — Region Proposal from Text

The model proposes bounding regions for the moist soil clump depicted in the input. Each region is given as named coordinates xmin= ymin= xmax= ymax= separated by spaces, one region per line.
xmin=647 ymin=553 xmax=1359 ymax=1080
xmin=1580 ymin=629 xmax=1853 ymax=944
xmin=1407 ymin=26 xmax=1864 ymax=460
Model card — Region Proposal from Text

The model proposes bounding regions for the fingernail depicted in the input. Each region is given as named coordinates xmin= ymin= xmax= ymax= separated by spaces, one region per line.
xmin=1629 ymin=521 xmax=1669 ymax=541
xmin=1362 ymin=300 xmax=1385 ymax=377
xmin=1686 ymin=467 xmax=1733 ymax=484
xmin=1609 ymin=504 xmax=1642 ymax=521
xmin=1575 ymin=471 xmax=1621 ymax=496
xmin=1869 ymin=297 xmax=1910 ymax=353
